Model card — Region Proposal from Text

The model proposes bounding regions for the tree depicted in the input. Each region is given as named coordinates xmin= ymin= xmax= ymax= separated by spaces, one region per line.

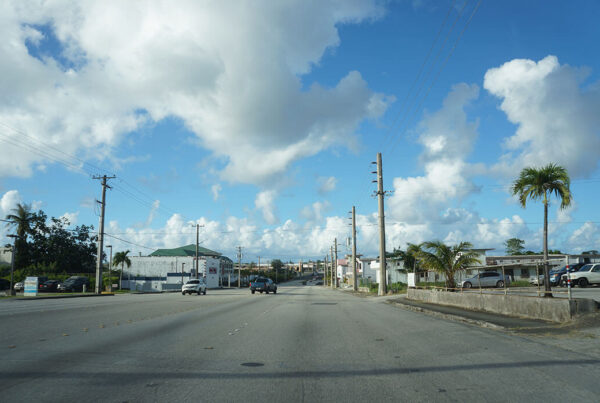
xmin=5 ymin=203 xmax=34 ymax=269
xmin=417 ymin=241 xmax=480 ymax=289
xmin=504 ymin=238 xmax=525 ymax=255
xmin=113 ymin=250 xmax=131 ymax=290
xmin=271 ymin=259 xmax=283 ymax=271
xmin=512 ymin=163 xmax=572 ymax=297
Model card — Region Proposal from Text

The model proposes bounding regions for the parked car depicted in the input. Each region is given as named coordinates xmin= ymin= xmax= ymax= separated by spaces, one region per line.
xmin=459 ymin=272 xmax=511 ymax=288
xmin=250 ymin=277 xmax=277 ymax=294
xmin=59 ymin=276 xmax=90 ymax=292
xmin=39 ymin=280 xmax=61 ymax=292
xmin=181 ymin=279 xmax=207 ymax=295
xmin=549 ymin=263 xmax=585 ymax=286
xmin=561 ymin=263 xmax=600 ymax=288
xmin=529 ymin=275 xmax=544 ymax=286
xmin=13 ymin=282 xmax=24 ymax=292
xmin=0 ymin=279 xmax=10 ymax=291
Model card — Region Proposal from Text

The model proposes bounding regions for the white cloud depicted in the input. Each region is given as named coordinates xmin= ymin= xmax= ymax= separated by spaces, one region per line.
xmin=300 ymin=201 xmax=330 ymax=222
xmin=60 ymin=211 xmax=79 ymax=226
xmin=388 ymin=83 xmax=480 ymax=224
xmin=317 ymin=176 xmax=337 ymax=194
xmin=255 ymin=190 xmax=278 ymax=225
xmin=484 ymin=55 xmax=600 ymax=178
xmin=0 ymin=190 xmax=21 ymax=214
xmin=567 ymin=222 xmax=600 ymax=253
xmin=211 ymin=184 xmax=222 ymax=201
xmin=0 ymin=1 xmax=391 ymax=185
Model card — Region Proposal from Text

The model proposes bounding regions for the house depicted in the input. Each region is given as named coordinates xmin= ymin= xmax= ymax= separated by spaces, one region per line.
xmin=485 ymin=253 xmax=600 ymax=280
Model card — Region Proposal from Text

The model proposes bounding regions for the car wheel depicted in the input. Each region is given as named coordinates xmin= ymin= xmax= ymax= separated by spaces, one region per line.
xmin=265 ymin=290 xmax=269 ymax=294
xmin=182 ymin=292 xmax=186 ymax=295
xmin=273 ymin=289 xmax=277 ymax=294
xmin=251 ymin=290 xmax=255 ymax=294
xmin=464 ymin=282 xmax=472 ymax=289
xmin=197 ymin=290 xmax=201 ymax=295
xmin=496 ymin=280 xmax=504 ymax=288
xmin=203 ymin=289 xmax=207 ymax=295
xmin=260 ymin=291 xmax=263 ymax=294
xmin=579 ymin=278 xmax=588 ymax=288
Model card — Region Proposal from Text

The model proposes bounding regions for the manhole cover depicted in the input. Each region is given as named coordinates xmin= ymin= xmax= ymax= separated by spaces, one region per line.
xmin=241 ymin=362 xmax=264 ymax=367
xmin=311 ymin=303 xmax=337 ymax=305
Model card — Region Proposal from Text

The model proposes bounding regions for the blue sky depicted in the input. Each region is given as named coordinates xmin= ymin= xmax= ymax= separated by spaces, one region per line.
xmin=1 ymin=0 xmax=599 ymax=263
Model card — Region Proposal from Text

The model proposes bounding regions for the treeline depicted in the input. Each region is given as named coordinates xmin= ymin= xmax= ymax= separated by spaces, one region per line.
xmin=2 ymin=203 xmax=98 ymax=279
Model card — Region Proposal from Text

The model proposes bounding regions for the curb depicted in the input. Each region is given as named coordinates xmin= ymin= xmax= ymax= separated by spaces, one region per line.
xmin=387 ymin=299 xmax=506 ymax=331
xmin=10 ymin=293 xmax=115 ymax=301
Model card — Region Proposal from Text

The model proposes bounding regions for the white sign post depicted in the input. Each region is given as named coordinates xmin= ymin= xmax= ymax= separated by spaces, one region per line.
xmin=24 ymin=276 xmax=38 ymax=296
xmin=407 ymin=273 xmax=416 ymax=288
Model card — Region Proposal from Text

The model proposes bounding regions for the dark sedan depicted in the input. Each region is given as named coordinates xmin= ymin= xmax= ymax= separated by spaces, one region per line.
xmin=39 ymin=280 xmax=61 ymax=292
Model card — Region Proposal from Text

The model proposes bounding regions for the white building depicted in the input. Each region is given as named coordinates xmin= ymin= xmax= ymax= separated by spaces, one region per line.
xmin=122 ymin=244 xmax=233 ymax=292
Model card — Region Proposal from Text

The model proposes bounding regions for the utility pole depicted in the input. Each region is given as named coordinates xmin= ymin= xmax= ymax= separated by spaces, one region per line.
xmin=182 ymin=262 xmax=185 ymax=285
xmin=330 ymin=244 xmax=335 ymax=289
xmin=7 ymin=234 xmax=17 ymax=296
xmin=324 ymin=255 xmax=328 ymax=287
xmin=237 ymin=246 xmax=242 ymax=288
xmin=196 ymin=224 xmax=199 ymax=279
xmin=372 ymin=153 xmax=387 ymax=296
xmin=93 ymin=175 xmax=115 ymax=294
xmin=351 ymin=206 xmax=358 ymax=291
xmin=107 ymin=245 xmax=113 ymax=292
xmin=334 ymin=238 xmax=338 ymax=289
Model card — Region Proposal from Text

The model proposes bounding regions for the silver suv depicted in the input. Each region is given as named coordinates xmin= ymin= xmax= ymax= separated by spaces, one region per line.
xmin=182 ymin=279 xmax=207 ymax=295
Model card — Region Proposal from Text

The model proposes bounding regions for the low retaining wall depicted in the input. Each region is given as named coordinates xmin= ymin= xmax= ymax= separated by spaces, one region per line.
xmin=407 ymin=289 xmax=598 ymax=322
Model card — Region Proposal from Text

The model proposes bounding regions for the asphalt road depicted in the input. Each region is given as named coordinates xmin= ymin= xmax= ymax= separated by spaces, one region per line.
xmin=1 ymin=283 xmax=599 ymax=402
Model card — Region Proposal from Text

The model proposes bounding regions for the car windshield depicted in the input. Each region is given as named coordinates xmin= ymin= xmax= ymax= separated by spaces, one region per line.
xmin=186 ymin=280 xmax=199 ymax=284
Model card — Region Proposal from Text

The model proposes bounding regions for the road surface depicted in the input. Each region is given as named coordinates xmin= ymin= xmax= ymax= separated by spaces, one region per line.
xmin=1 ymin=283 xmax=599 ymax=402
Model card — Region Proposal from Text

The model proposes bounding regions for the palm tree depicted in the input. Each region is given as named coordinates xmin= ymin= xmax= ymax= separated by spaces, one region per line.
xmin=5 ymin=203 xmax=34 ymax=269
xmin=417 ymin=241 xmax=480 ymax=290
xmin=512 ymin=163 xmax=572 ymax=297
xmin=113 ymin=250 xmax=131 ymax=290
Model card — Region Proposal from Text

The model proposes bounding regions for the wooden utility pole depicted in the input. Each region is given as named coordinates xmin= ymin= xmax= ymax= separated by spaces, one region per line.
xmin=374 ymin=153 xmax=387 ymax=295
xmin=237 ymin=246 xmax=242 ymax=288
xmin=351 ymin=206 xmax=358 ymax=291
xmin=324 ymin=255 xmax=328 ymax=287
xmin=334 ymin=238 xmax=338 ymax=288
xmin=195 ymin=224 xmax=199 ymax=279
xmin=93 ymin=175 xmax=115 ymax=294
xmin=330 ymin=244 xmax=335 ymax=289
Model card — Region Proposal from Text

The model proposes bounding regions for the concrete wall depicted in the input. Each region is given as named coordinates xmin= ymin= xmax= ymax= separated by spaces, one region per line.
xmin=407 ymin=288 xmax=597 ymax=322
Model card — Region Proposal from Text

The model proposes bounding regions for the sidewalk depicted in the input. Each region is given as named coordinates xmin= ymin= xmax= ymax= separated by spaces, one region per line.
xmin=388 ymin=295 xmax=600 ymax=333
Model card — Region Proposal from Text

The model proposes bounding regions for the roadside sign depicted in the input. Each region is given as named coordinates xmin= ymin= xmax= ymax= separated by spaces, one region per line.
xmin=407 ymin=273 xmax=416 ymax=287
xmin=24 ymin=276 xmax=38 ymax=296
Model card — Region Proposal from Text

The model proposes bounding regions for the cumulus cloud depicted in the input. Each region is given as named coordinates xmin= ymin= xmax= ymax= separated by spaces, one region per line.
xmin=300 ymin=201 xmax=331 ymax=223
xmin=317 ymin=176 xmax=337 ymax=194
xmin=0 ymin=0 xmax=391 ymax=185
xmin=211 ymin=184 xmax=221 ymax=201
xmin=0 ymin=190 xmax=21 ymax=214
xmin=484 ymin=55 xmax=600 ymax=178
xmin=60 ymin=211 xmax=79 ymax=226
xmin=255 ymin=190 xmax=278 ymax=225
xmin=388 ymin=83 xmax=481 ymax=224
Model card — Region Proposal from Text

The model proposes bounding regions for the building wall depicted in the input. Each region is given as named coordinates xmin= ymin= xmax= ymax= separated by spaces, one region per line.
xmin=124 ymin=255 xmax=232 ymax=291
